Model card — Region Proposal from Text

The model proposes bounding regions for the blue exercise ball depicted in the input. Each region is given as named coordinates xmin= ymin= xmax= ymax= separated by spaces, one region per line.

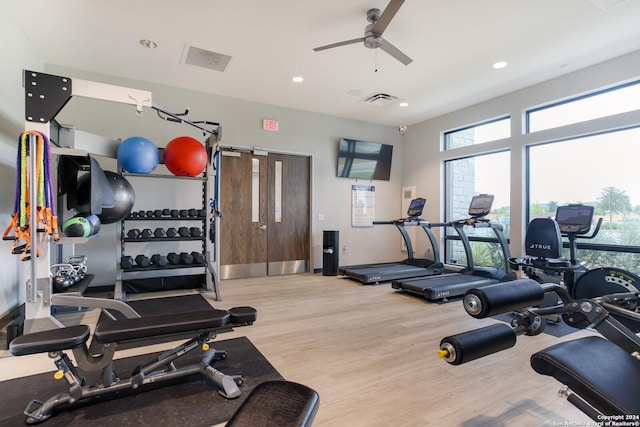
xmin=117 ymin=136 xmax=159 ymax=174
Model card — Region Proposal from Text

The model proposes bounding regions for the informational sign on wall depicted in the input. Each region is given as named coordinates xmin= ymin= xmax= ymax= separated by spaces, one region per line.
xmin=351 ymin=184 xmax=375 ymax=226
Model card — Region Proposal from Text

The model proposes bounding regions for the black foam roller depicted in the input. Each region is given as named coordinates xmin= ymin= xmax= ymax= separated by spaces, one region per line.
xmin=440 ymin=323 xmax=516 ymax=365
xmin=464 ymin=279 xmax=544 ymax=319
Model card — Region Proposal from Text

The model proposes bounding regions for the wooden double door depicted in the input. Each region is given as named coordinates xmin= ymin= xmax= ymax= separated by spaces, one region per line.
xmin=219 ymin=150 xmax=310 ymax=279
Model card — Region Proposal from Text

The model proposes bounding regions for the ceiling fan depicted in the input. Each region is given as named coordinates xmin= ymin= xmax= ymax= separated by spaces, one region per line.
xmin=313 ymin=0 xmax=412 ymax=65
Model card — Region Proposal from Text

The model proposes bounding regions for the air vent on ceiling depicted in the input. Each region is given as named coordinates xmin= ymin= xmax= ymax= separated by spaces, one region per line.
xmin=184 ymin=45 xmax=232 ymax=72
xmin=360 ymin=93 xmax=399 ymax=108
xmin=590 ymin=0 xmax=629 ymax=11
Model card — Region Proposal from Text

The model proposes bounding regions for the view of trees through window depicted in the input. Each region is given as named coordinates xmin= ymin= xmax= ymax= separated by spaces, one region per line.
xmin=443 ymin=80 xmax=640 ymax=274
xmin=528 ymin=126 xmax=640 ymax=271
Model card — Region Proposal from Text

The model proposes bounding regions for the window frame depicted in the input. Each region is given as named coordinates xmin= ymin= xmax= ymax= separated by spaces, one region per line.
xmin=525 ymin=79 xmax=640 ymax=133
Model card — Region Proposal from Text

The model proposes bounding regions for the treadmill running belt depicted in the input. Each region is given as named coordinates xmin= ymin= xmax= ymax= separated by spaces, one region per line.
xmin=394 ymin=274 xmax=497 ymax=301
xmin=340 ymin=263 xmax=436 ymax=285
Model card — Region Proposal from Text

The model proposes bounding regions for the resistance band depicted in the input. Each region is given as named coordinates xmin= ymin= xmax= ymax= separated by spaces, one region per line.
xmin=4 ymin=131 xmax=59 ymax=260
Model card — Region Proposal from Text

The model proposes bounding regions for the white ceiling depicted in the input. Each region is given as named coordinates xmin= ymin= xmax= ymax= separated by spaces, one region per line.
xmin=7 ymin=0 xmax=640 ymax=127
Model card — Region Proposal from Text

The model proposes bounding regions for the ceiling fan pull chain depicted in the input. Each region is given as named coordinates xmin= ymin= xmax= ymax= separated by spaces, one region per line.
xmin=375 ymin=48 xmax=378 ymax=73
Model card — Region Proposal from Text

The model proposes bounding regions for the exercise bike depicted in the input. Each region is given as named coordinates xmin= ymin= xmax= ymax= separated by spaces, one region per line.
xmin=515 ymin=204 xmax=640 ymax=330
xmin=437 ymin=216 xmax=640 ymax=420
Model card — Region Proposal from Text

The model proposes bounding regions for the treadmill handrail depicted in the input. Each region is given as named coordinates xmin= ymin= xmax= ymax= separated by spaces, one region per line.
xmin=448 ymin=218 xmax=512 ymax=274
xmin=371 ymin=219 xmax=441 ymax=265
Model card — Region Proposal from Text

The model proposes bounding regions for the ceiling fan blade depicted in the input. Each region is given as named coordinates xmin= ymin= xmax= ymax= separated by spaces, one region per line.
xmin=371 ymin=0 xmax=405 ymax=35
xmin=313 ymin=38 xmax=365 ymax=52
xmin=380 ymin=38 xmax=413 ymax=65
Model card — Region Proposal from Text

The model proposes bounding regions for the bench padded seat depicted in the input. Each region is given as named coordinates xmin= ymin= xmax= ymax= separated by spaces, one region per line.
xmin=94 ymin=309 xmax=230 ymax=343
xmin=226 ymin=380 xmax=319 ymax=427
xmin=531 ymin=336 xmax=640 ymax=415
xmin=10 ymin=325 xmax=91 ymax=356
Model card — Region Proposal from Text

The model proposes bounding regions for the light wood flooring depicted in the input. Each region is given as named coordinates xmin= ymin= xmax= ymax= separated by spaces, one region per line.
xmin=0 ymin=273 xmax=595 ymax=426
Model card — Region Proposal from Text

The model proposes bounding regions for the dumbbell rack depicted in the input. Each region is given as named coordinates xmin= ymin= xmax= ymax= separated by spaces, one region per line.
xmin=115 ymin=171 xmax=218 ymax=300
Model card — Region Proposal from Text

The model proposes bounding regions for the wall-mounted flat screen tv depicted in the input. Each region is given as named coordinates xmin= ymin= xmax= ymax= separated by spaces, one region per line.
xmin=336 ymin=138 xmax=393 ymax=181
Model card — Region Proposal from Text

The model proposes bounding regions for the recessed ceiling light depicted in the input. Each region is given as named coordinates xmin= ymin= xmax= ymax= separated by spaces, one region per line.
xmin=292 ymin=76 xmax=304 ymax=83
xmin=399 ymin=102 xmax=409 ymax=107
xmin=492 ymin=61 xmax=508 ymax=69
xmin=347 ymin=89 xmax=362 ymax=96
xmin=139 ymin=39 xmax=157 ymax=49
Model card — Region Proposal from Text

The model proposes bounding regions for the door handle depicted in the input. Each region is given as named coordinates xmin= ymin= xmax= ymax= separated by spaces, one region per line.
xmin=258 ymin=224 xmax=267 ymax=231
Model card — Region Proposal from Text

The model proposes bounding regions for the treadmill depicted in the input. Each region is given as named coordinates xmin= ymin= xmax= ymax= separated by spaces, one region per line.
xmin=338 ymin=198 xmax=445 ymax=285
xmin=391 ymin=194 xmax=516 ymax=300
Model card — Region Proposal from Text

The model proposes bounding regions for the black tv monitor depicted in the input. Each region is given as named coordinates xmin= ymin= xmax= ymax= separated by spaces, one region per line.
xmin=555 ymin=205 xmax=594 ymax=235
xmin=468 ymin=194 xmax=494 ymax=217
xmin=407 ymin=198 xmax=426 ymax=219
xmin=337 ymin=138 xmax=393 ymax=181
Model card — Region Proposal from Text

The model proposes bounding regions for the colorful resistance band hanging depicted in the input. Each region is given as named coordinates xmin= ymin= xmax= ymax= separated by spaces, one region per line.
xmin=3 ymin=131 xmax=59 ymax=260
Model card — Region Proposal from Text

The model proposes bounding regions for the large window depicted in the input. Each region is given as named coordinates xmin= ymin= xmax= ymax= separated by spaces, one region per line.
xmin=444 ymin=116 xmax=510 ymax=150
xmin=527 ymin=80 xmax=640 ymax=133
xmin=444 ymin=151 xmax=511 ymax=269
xmin=528 ymin=126 xmax=640 ymax=271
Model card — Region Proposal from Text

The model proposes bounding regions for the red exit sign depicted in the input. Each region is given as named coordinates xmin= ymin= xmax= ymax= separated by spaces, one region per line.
xmin=263 ymin=119 xmax=279 ymax=131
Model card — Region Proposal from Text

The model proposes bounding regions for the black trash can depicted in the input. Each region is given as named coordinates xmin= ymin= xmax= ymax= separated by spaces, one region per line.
xmin=322 ymin=230 xmax=339 ymax=276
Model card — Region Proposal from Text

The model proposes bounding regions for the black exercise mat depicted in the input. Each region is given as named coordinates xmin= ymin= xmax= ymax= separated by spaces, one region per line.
xmin=90 ymin=294 xmax=221 ymax=353
xmin=0 ymin=336 xmax=283 ymax=427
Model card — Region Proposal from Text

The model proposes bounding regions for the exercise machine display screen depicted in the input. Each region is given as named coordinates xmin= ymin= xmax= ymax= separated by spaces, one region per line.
xmin=407 ymin=198 xmax=426 ymax=219
xmin=468 ymin=194 xmax=494 ymax=218
xmin=555 ymin=205 xmax=594 ymax=234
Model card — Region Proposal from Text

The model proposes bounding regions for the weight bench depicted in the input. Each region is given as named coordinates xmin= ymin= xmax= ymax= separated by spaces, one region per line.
xmin=531 ymin=336 xmax=640 ymax=419
xmin=9 ymin=306 xmax=257 ymax=425
xmin=226 ymin=380 xmax=320 ymax=427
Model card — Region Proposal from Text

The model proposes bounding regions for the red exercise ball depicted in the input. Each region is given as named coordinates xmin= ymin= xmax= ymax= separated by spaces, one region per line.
xmin=164 ymin=136 xmax=208 ymax=177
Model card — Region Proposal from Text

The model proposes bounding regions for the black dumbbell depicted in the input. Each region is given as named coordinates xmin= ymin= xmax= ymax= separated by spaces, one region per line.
xmin=141 ymin=228 xmax=154 ymax=238
xmin=188 ymin=209 xmax=198 ymax=217
xmin=178 ymin=227 xmax=191 ymax=237
xmin=135 ymin=254 xmax=151 ymax=267
xmin=153 ymin=209 xmax=163 ymax=217
xmin=191 ymin=251 xmax=205 ymax=264
xmin=162 ymin=209 xmax=171 ymax=216
xmin=197 ymin=209 xmax=206 ymax=217
xmin=127 ymin=229 xmax=141 ymax=239
xmin=180 ymin=252 xmax=194 ymax=265
xmin=146 ymin=210 xmax=154 ymax=218
xmin=189 ymin=227 xmax=202 ymax=237
xmin=179 ymin=209 xmax=189 ymax=217
xmin=120 ymin=256 xmax=134 ymax=269
xmin=167 ymin=252 xmax=181 ymax=265
xmin=138 ymin=210 xmax=147 ymax=218
xmin=151 ymin=254 xmax=169 ymax=267
xmin=154 ymin=228 xmax=166 ymax=238
xmin=166 ymin=227 xmax=178 ymax=238
xmin=170 ymin=209 xmax=179 ymax=217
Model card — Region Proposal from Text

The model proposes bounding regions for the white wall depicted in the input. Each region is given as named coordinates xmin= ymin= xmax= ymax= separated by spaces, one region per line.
xmin=0 ymin=8 xmax=43 ymax=317
xmin=403 ymin=49 xmax=640 ymax=261
xmin=44 ymin=65 xmax=405 ymax=286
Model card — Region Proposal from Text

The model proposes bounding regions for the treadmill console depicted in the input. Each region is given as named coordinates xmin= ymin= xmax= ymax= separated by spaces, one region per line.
xmin=555 ymin=204 xmax=594 ymax=235
xmin=468 ymin=194 xmax=494 ymax=218
xmin=406 ymin=198 xmax=426 ymax=220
